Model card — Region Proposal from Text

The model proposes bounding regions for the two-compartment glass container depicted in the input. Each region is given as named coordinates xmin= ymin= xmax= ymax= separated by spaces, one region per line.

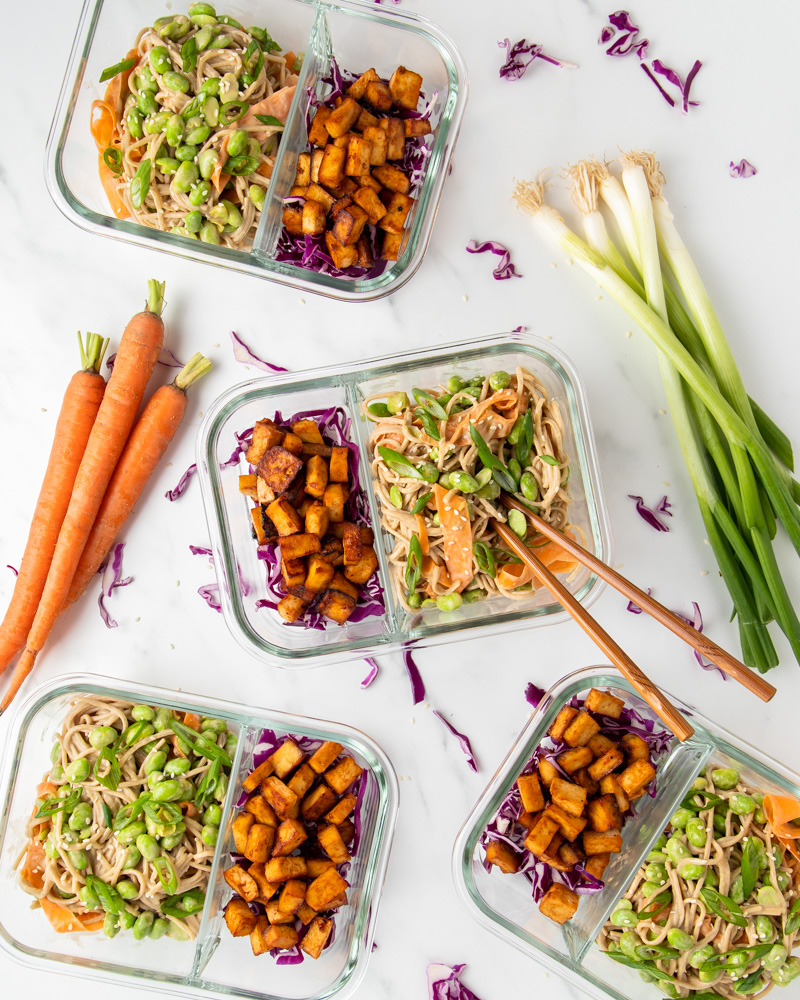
xmin=0 ymin=673 xmax=398 ymax=1000
xmin=453 ymin=665 xmax=800 ymax=1000
xmin=195 ymin=330 xmax=612 ymax=667
xmin=45 ymin=0 xmax=467 ymax=301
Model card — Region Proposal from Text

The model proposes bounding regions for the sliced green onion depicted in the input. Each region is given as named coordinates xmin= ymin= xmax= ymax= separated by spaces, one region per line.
xmin=103 ymin=147 xmax=123 ymax=175
xmin=411 ymin=492 xmax=433 ymax=515
xmin=473 ymin=540 xmax=496 ymax=577
xmin=405 ymin=534 xmax=422 ymax=593
xmin=93 ymin=747 xmax=121 ymax=791
xmin=99 ymin=57 xmax=135 ymax=83
xmin=412 ymin=388 xmax=448 ymax=420
xmin=785 ymin=898 xmax=800 ymax=935
xmin=130 ymin=159 xmax=152 ymax=210
xmin=181 ymin=36 xmax=197 ymax=73
xmin=415 ymin=407 xmax=441 ymax=441
xmin=153 ymin=855 xmax=179 ymax=895
xmin=700 ymin=887 xmax=748 ymax=928
xmin=539 ymin=454 xmax=560 ymax=467
xmin=254 ymin=114 xmax=284 ymax=127
xmin=378 ymin=446 xmax=425 ymax=480
xmin=35 ymin=787 xmax=81 ymax=818
xmin=160 ymin=889 xmax=205 ymax=917
xmin=515 ymin=410 xmax=533 ymax=465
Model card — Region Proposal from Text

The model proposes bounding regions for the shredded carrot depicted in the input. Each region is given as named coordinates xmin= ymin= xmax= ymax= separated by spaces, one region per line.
xmin=89 ymin=101 xmax=116 ymax=152
xmin=416 ymin=514 xmax=429 ymax=556
xmin=432 ymin=484 xmax=473 ymax=592
xmin=97 ymin=153 xmax=130 ymax=219
xmin=183 ymin=712 xmax=201 ymax=731
xmin=40 ymin=897 xmax=105 ymax=933
xmin=764 ymin=794 xmax=800 ymax=862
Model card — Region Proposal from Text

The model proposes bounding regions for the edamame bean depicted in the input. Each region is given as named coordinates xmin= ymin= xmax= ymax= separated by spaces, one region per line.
xmin=160 ymin=830 xmax=185 ymax=851
xmin=50 ymin=741 xmax=62 ymax=765
xmin=729 ymin=793 xmax=756 ymax=815
xmin=641 ymin=881 xmax=668 ymax=899
xmin=68 ymin=850 xmax=88 ymax=870
xmin=214 ymin=773 xmax=228 ymax=803
xmin=508 ymin=509 xmax=527 ymax=538
xmin=703 ymin=867 xmax=719 ymax=888
xmin=221 ymin=200 xmax=242 ymax=232
xmin=137 ymin=67 xmax=158 ymax=92
xmin=123 ymin=721 xmax=154 ymax=746
xmin=136 ymin=835 xmax=160 ymax=861
xmin=449 ymin=471 xmax=479 ymax=493
xmin=772 ymin=957 xmax=800 ymax=986
xmin=69 ymin=803 xmax=93 ymax=831
xmin=50 ymin=765 xmax=65 ymax=782
xmin=103 ymin=912 xmax=120 ymax=938
xmin=194 ymin=25 xmax=215 ymax=50
xmin=474 ymin=467 xmax=493 ymax=488
xmin=389 ymin=485 xmax=403 ymax=508
xmin=159 ymin=15 xmax=191 ymax=40
xmin=610 ymin=907 xmax=639 ymax=927
xmin=385 ymin=391 xmax=408 ymax=415
xmin=670 ymin=808 xmax=693 ymax=829
xmin=665 ymin=837 xmax=691 ymax=862
xmin=150 ymin=917 xmax=169 ymax=939
xmin=645 ymin=863 xmax=668 ymax=885
xmin=755 ymin=915 xmax=775 ymax=943
xmin=436 ymin=593 xmax=463 ymax=612
xmin=614 ymin=899 xmax=633 ymax=910
xmin=152 ymin=779 xmax=185 ymax=803
xmin=118 ymin=821 xmax=148 ymax=847
xmin=462 ymin=589 xmax=485 ymax=604
xmin=679 ymin=862 xmax=706 ymax=880
xmin=137 ymin=90 xmax=159 ymax=115
xmin=686 ymin=818 xmax=708 ymax=849
xmin=149 ymin=46 xmax=172 ymax=74
xmin=175 ymin=144 xmax=199 ymax=162
xmin=148 ymin=772 xmax=166 ymax=791
xmin=197 ymin=149 xmax=220 ymax=180
xmin=127 ymin=108 xmax=145 ymax=139
xmin=507 ymin=414 xmax=524 ymax=445
xmin=201 ymin=824 xmax=218 ymax=846
xmin=438 ymin=473 xmax=451 ymax=489
xmin=646 ymin=851 xmax=668 ymax=864
xmin=710 ymin=767 xmax=740 ymax=790
xmin=421 ymin=599 xmax=437 ymax=607
xmin=774 ymin=869 xmax=791 ymax=892
xmin=463 ymin=385 xmax=482 ymax=398
xmin=226 ymin=129 xmax=249 ymax=158
xmin=145 ymin=751 xmax=168 ymax=778
xmin=209 ymin=32 xmax=233 ymax=50
xmin=155 ymin=156 xmax=181 ymax=175
xmin=758 ymin=886 xmax=783 ymax=908
xmin=145 ymin=111 xmax=172 ymax=135
xmin=666 ymin=928 xmax=695 ymax=951
xmin=65 ymin=758 xmax=91 ymax=782
xmin=167 ymin=920 xmax=191 ymax=941
xmin=713 ymin=813 xmax=727 ymax=835
xmin=163 ymin=757 xmax=191 ymax=778
xmin=688 ymin=945 xmax=715 ymax=969
xmin=418 ymin=462 xmax=440 ymax=484
xmin=407 ymin=592 xmax=422 ymax=608
xmin=153 ymin=707 xmax=173 ymax=731
xmin=619 ymin=931 xmax=641 ymax=960
xmin=200 ymin=221 xmax=221 ymax=244
xmin=117 ymin=879 xmax=138 ymax=900
xmin=185 ymin=122 xmax=212 ymax=145
xmin=475 ymin=481 xmax=501 ymax=500
xmin=729 ymin=875 xmax=745 ymax=904
xmin=202 ymin=96 xmax=219 ymax=127
xmin=763 ymin=944 xmax=788 ymax=974
xmin=203 ymin=804 xmax=222 ymax=827
xmin=133 ymin=910 xmax=155 ymax=940
xmin=754 ymin=807 xmax=767 ymax=825
xmin=119 ymin=909 xmax=137 ymax=930
xmin=79 ymin=884 xmax=101 ymax=909
xmin=488 ymin=370 xmax=511 ymax=391
xmin=519 ymin=472 xmax=539 ymax=501
xmin=248 ymin=183 xmax=265 ymax=210
xmin=123 ymin=846 xmax=142 ymax=869
xmin=184 ymin=210 xmax=203 ymax=234
xmin=173 ymin=161 xmax=199 ymax=193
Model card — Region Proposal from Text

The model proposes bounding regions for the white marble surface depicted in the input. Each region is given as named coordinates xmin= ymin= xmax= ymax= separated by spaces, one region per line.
xmin=1 ymin=1 xmax=799 ymax=998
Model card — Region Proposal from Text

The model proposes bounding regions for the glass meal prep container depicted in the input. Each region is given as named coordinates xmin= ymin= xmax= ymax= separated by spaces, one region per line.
xmin=0 ymin=672 xmax=398 ymax=1000
xmin=452 ymin=664 xmax=800 ymax=1000
xmin=45 ymin=0 xmax=467 ymax=302
xmin=195 ymin=330 xmax=612 ymax=668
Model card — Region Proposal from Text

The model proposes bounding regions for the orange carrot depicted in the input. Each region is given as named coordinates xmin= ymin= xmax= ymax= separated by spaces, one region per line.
xmin=0 ymin=335 xmax=108 ymax=674
xmin=1 ymin=282 xmax=165 ymax=713
xmin=64 ymin=353 xmax=211 ymax=608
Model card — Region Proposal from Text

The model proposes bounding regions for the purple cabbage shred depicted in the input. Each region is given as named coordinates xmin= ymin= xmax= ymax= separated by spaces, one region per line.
xmin=651 ymin=58 xmax=702 ymax=114
xmin=97 ymin=542 xmax=133 ymax=629
xmin=427 ymin=963 xmax=483 ymax=1000
xmin=525 ymin=682 xmax=546 ymax=708
xmin=730 ymin=159 xmax=757 ymax=179
xmin=497 ymin=38 xmax=573 ymax=81
xmin=626 ymin=587 xmax=652 ymax=614
xmin=190 ymin=544 xmax=222 ymax=613
xmin=672 ymin=602 xmax=726 ymax=680
xmin=628 ymin=494 xmax=672 ymax=532
xmin=433 ymin=711 xmax=478 ymax=773
xmin=165 ymin=463 xmax=197 ymax=501
xmin=465 ymin=239 xmax=522 ymax=280
xmin=361 ymin=658 xmax=380 ymax=689
xmin=403 ymin=645 xmax=425 ymax=704
xmin=7 ymin=564 xmax=18 ymax=576
xmin=511 ymin=324 xmax=528 ymax=333
xmin=230 ymin=331 xmax=288 ymax=373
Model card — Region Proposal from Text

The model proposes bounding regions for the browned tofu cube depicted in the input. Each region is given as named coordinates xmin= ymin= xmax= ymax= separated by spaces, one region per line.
xmin=301 ymin=915 xmax=333 ymax=959
xmin=356 ymin=107 xmax=380 ymax=131
xmin=305 ymin=503 xmax=331 ymax=540
xmin=268 ymin=738 xmax=306 ymax=778
xmin=557 ymin=746 xmax=594 ymax=774
xmin=243 ymin=759 xmax=275 ymax=793
xmin=587 ymin=747 xmax=625 ymax=782
xmin=574 ymin=768 xmax=600 ymax=798
xmin=331 ymin=133 xmax=352 ymax=150
xmin=380 ymin=231 xmax=404 ymax=261
xmin=330 ymin=195 xmax=353 ymax=220
xmin=362 ymin=126 xmax=387 ymax=166
xmin=617 ymin=758 xmax=656 ymax=797
xmin=558 ymin=841 xmax=585 ymax=867
xmin=332 ymin=204 xmax=369 ymax=246
xmin=248 ymin=915 xmax=270 ymax=956
xmin=306 ymin=868 xmax=349 ymax=911
xmin=323 ymin=483 xmax=347 ymax=523
xmin=278 ymin=878 xmax=307 ymax=915
xmin=298 ymin=902 xmax=318 ymax=925
xmin=263 ymin=924 xmax=300 ymax=951
xmin=224 ymin=896 xmax=257 ymax=937
xmin=283 ymin=204 xmax=304 ymax=235
xmin=539 ymin=883 xmax=580 ymax=925
xmin=524 ymin=814 xmax=560 ymax=857
xmin=302 ymin=784 xmax=338 ymax=821
xmin=346 ymin=67 xmax=379 ymax=100
xmin=318 ymin=823 xmax=351 ymax=863
xmin=317 ymin=589 xmax=356 ymax=625
xmin=310 ymin=148 xmax=324 ymax=183
xmin=584 ymin=852 xmax=611 ymax=879
xmin=307 ymin=740 xmax=343 ymax=773
xmin=365 ymin=79 xmax=392 ymax=110
xmin=288 ymin=762 xmax=317 ymax=798
xmin=563 ymin=711 xmax=602 ymax=748
xmin=264 ymin=856 xmax=308 ymax=882
xmin=587 ymin=794 xmax=623 ymax=833
xmin=232 ymin=811 xmax=256 ymax=853
xmin=272 ymin=817 xmax=309 ymax=857
xmin=224 ymin=864 xmax=259 ymax=902
xmin=517 ymin=773 xmax=545 ymax=814
xmin=282 ymin=557 xmax=306 ymax=589
xmin=261 ymin=776 xmax=299 ymax=819
xmin=280 ymin=433 xmax=303 ymax=457
xmin=541 ymin=833 xmax=571 ymax=871
xmin=341 ymin=522 xmax=362 ymax=566
xmin=340 ymin=177 xmax=361 ymax=198
xmin=550 ymin=777 xmax=588 ymax=819
xmin=583 ymin=828 xmax=623 ymax=855
xmin=256 ymin=476 xmax=276 ymax=505
xmin=304 ymin=454 xmax=328 ymax=499
xmin=278 ymin=533 xmax=322 ymax=561
xmin=379 ymin=118 xmax=405 ymax=159
xmin=319 ymin=144 xmax=347 ymax=188
xmin=307 ymin=858 xmax=336 ymax=878
xmin=250 ymin=506 xmax=272 ymax=546
xmin=324 ymin=792 xmax=357 ymax=824
xmin=549 ymin=706 xmax=578 ymax=741
xmin=265 ymin=900 xmax=296 ymax=924
xmin=519 ymin=810 xmax=540 ymax=831
xmin=246 ymin=419 xmax=284 ymax=465
xmin=621 ymin=733 xmax=650 ymax=761
xmin=302 ymin=199 xmax=327 ymax=235
xmin=543 ymin=804 xmax=587 ymax=842
xmin=277 ymin=595 xmax=308 ymax=623
xmin=267 ymin=497 xmax=303 ymax=536
xmin=319 ymin=536 xmax=344 ymax=567
xmin=245 ymin=823 xmax=276 ymax=863
xmin=355 ymin=233 xmax=374 ymax=268
xmin=324 ymin=230 xmax=359 ymax=270
xmin=244 ymin=793 xmax=278 ymax=827
xmin=330 ymin=523 xmax=373 ymax=544
xmin=587 ymin=733 xmax=616 ymax=759
xmin=248 ymin=862 xmax=279 ymax=902
xmin=324 ymin=756 xmax=363 ymax=794
xmin=294 ymin=151 xmax=312 ymax=186
xmin=325 ymin=97 xmax=362 ymax=138
xmin=343 ymin=546 xmax=378 ymax=585
xmin=326 ymin=447 xmax=348 ymax=483
xmin=378 ymin=191 xmax=413 ymax=234
xmin=346 ymin=135 xmax=372 ymax=177
xmin=485 ymin=839 xmax=520 ymax=874
xmin=289 ymin=584 xmax=317 ymax=605
xmin=538 ymin=759 xmax=559 ymax=789
xmin=305 ymin=554 xmax=335 ymax=593
xmin=323 ymin=892 xmax=349 ymax=911
xmin=404 ymin=118 xmax=432 ymax=137
xmin=239 ymin=474 xmax=258 ymax=498
xmin=291 ymin=419 xmax=324 ymax=445
xmin=353 ymin=185 xmax=387 ymax=225
xmin=599 ymin=774 xmax=630 ymax=813
xmin=309 ymin=107 xmax=333 ymax=146
xmin=584 ymin=688 xmax=625 ymax=719
xmin=389 ymin=65 xmax=423 ymax=109
xmin=289 ymin=185 xmax=309 ymax=198
xmin=305 ymin=182 xmax=335 ymax=213
xmin=373 ymin=163 xmax=411 ymax=195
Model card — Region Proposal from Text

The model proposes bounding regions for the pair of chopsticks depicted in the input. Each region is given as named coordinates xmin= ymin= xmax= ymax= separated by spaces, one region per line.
xmin=491 ymin=494 xmax=776 ymax=743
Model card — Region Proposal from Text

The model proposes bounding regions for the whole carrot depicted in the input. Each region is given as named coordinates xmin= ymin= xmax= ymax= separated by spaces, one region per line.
xmin=65 ymin=353 xmax=212 ymax=607
xmin=0 ymin=334 xmax=108 ymax=673
xmin=1 ymin=281 xmax=165 ymax=713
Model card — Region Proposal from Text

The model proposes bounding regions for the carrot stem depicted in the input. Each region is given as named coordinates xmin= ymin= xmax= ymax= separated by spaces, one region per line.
xmin=146 ymin=279 xmax=165 ymax=317
xmin=174 ymin=352 xmax=213 ymax=391
xmin=77 ymin=332 xmax=110 ymax=374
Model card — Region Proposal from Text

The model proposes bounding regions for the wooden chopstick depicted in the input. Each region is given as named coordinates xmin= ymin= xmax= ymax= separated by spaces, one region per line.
xmin=501 ymin=494 xmax=776 ymax=704
xmin=491 ymin=517 xmax=695 ymax=742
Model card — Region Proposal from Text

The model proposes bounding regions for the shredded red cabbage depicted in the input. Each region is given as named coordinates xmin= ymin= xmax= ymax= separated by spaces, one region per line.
xmin=165 ymin=462 xmax=197 ymax=501
xmin=433 ymin=711 xmax=478 ymax=772
xmin=230 ymin=331 xmax=288 ymax=373
xmin=671 ymin=602 xmax=726 ymax=680
xmin=97 ymin=542 xmax=133 ymax=629
xmin=651 ymin=58 xmax=702 ymax=114
xmin=465 ymin=239 xmax=522 ymax=280
xmin=730 ymin=159 xmax=757 ymax=179
xmin=480 ymin=690 xmax=672 ymax=902
xmin=628 ymin=493 xmax=672 ymax=532
xmin=427 ymin=963 xmax=483 ymax=1000
xmin=403 ymin=645 xmax=425 ymax=704
xmin=511 ymin=324 xmax=528 ymax=333
xmin=525 ymin=682 xmax=546 ymax=708
xmin=626 ymin=587 xmax=651 ymax=614
xmin=497 ymin=38 xmax=573 ymax=80
xmin=361 ymin=657 xmax=380 ymax=688
xmin=7 ymin=564 xmax=18 ymax=576
xmin=190 ymin=544 xmax=222 ymax=613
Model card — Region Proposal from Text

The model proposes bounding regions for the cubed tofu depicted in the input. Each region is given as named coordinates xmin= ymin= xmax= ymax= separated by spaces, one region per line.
xmin=328 ymin=447 xmax=349 ymax=483
xmin=244 ymin=793 xmax=278 ymax=827
xmin=292 ymin=419 xmax=324 ymax=445
xmin=324 ymin=230 xmax=359 ymax=270
xmin=362 ymin=126 xmax=387 ymax=166
xmin=557 ymin=746 xmax=594 ymax=774
xmin=278 ymin=533 xmax=322 ymax=561
xmin=324 ymin=756 xmax=364 ymax=794
xmin=306 ymin=868 xmax=349 ymax=911
xmin=277 ymin=878 xmax=307 ymax=915
xmin=324 ymin=792 xmax=357 ymax=824
xmin=323 ymin=892 xmax=349 ymax=911
xmin=330 ymin=523 xmax=373 ymax=543
xmin=268 ymin=738 xmax=305 ymax=778
xmin=346 ymin=67 xmax=379 ymax=100
xmin=307 ymin=858 xmax=336 ymax=878
xmin=309 ymin=107 xmax=333 ymax=146
xmin=249 ymin=915 xmax=270 ymax=956
xmin=264 ymin=856 xmax=308 ymax=882
xmin=248 ymin=862 xmax=279 ymax=902
xmin=357 ymin=235 xmax=375 ymax=273
xmin=550 ymin=777 xmax=588 ymax=819
xmin=517 ymin=773 xmax=545 ymax=814
xmin=549 ymin=706 xmax=578 ymax=742
xmin=378 ymin=118 xmax=405 ymax=160
xmin=305 ymin=454 xmax=330 ymax=499
xmin=518 ymin=810 xmax=539 ymax=831
xmin=246 ymin=419 xmax=284 ymax=465
xmin=353 ymin=185 xmax=387 ymax=224
xmin=319 ymin=536 xmax=344 ymax=567
xmin=617 ymin=758 xmax=656 ymax=797
xmin=305 ymin=503 xmax=331 ymax=540
xmin=308 ymin=740 xmax=343 ymax=773
xmin=289 ymin=584 xmax=317 ymax=604
xmin=330 ymin=195 xmax=353 ymax=220
xmin=325 ymin=97 xmax=362 ymax=138
xmin=584 ymin=688 xmax=625 ymax=719
xmin=621 ymin=733 xmax=650 ymax=761
xmin=282 ymin=557 xmax=306 ymax=589
xmin=265 ymin=900 xmax=296 ymax=924
xmin=310 ymin=148 xmax=324 ymax=183
xmin=538 ymin=759 xmax=560 ymax=789
xmin=380 ymin=231 xmax=404 ymax=261
xmin=587 ymin=734 xmax=617 ymax=759
xmin=378 ymin=191 xmax=414 ymax=233
xmin=267 ymin=497 xmax=303 ymax=536
xmin=539 ymin=883 xmax=580 ymax=925
xmin=277 ymin=595 xmax=308 ymax=623
xmin=346 ymin=135 xmax=372 ymax=177
xmin=317 ymin=589 xmax=356 ymax=625
xmin=389 ymin=65 xmax=423 ymax=109
xmin=558 ymin=841 xmax=585 ymax=868
xmin=330 ymin=570 xmax=359 ymax=601
xmin=337 ymin=817 xmax=356 ymax=846
xmin=282 ymin=204 xmax=304 ymax=235
xmin=584 ymin=852 xmax=611 ymax=879
xmin=295 ymin=151 xmax=311 ymax=186
xmin=301 ymin=916 xmax=333 ymax=959
xmin=343 ymin=546 xmax=378 ymax=585
xmin=272 ymin=817 xmax=309 ymax=857
xmin=302 ymin=199 xmax=327 ymax=235
xmin=263 ymin=924 xmax=300 ymax=951
xmin=372 ymin=163 xmax=411 ymax=195
xmin=582 ymin=829 xmax=623 ymax=855
xmin=305 ymin=182 xmax=335 ymax=213
xmin=586 ymin=794 xmax=623 ymax=833
xmin=541 ymin=833 xmax=571 ymax=871
xmin=574 ymin=768 xmax=600 ymax=798
xmin=289 ymin=185 xmax=308 ymax=198
xmin=485 ymin=839 xmax=521 ymax=874
xmin=261 ymin=776 xmax=299 ymax=819
xmin=404 ymin=118 xmax=432 ymax=137
xmin=287 ymin=762 xmax=317 ymax=798
xmin=225 ymin=897 xmax=258 ymax=937
xmin=323 ymin=483 xmax=347 ymax=523
xmin=365 ymin=79 xmax=393 ymax=110
xmin=524 ymin=814 xmax=560 ymax=857
xmin=543 ymin=804 xmax=587 ymax=842
xmin=318 ymin=823 xmax=351 ymax=863
xmin=239 ymin=474 xmax=258 ymax=498
xmin=244 ymin=823 xmax=276 ymax=863
xmin=587 ymin=747 xmax=625 ymax=781
xmin=319 ymin=144 xmax=346 ymax=188
xmin=298 ymin=902 xmax=318 ymax=925
xmin=224 ymin=864 xmax=259 ymax=902
xmin=332 ymin=204 xmax=369 ymax=246
xmin=304 ymin=554 xmax=335 ymax=593
xmin=562 ymin=711 xmax=602 ymax=748
xmin=250 ymin=505 xmax=274 ymax=545
xmin=256 ymin=476 xmax=276 ymax=505
xmin=341 ymin=522 xmax=362 ymax=566
xmin=356 ymin=107 xmax=380 ymax=131
xmin=232 ymin=811 xmax=256 ymax=853
xmin=600 ymin=774 xmax=630 ymax=813
xmin=243 ymin=759 xmax=275 ymax=794
xmin=302 ymin=784 xmax=338 ymax=821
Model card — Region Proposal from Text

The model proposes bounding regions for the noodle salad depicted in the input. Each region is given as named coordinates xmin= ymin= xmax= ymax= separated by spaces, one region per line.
xmin=599 ymin=763 xmax=800 ymax=996
xmin=367 ymin=365 xmax=577 ymax=611
xmin=18 ymin=697 xmax=235 ymax=941
xmin=90 ymin=5 xmax=300 ymax=247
